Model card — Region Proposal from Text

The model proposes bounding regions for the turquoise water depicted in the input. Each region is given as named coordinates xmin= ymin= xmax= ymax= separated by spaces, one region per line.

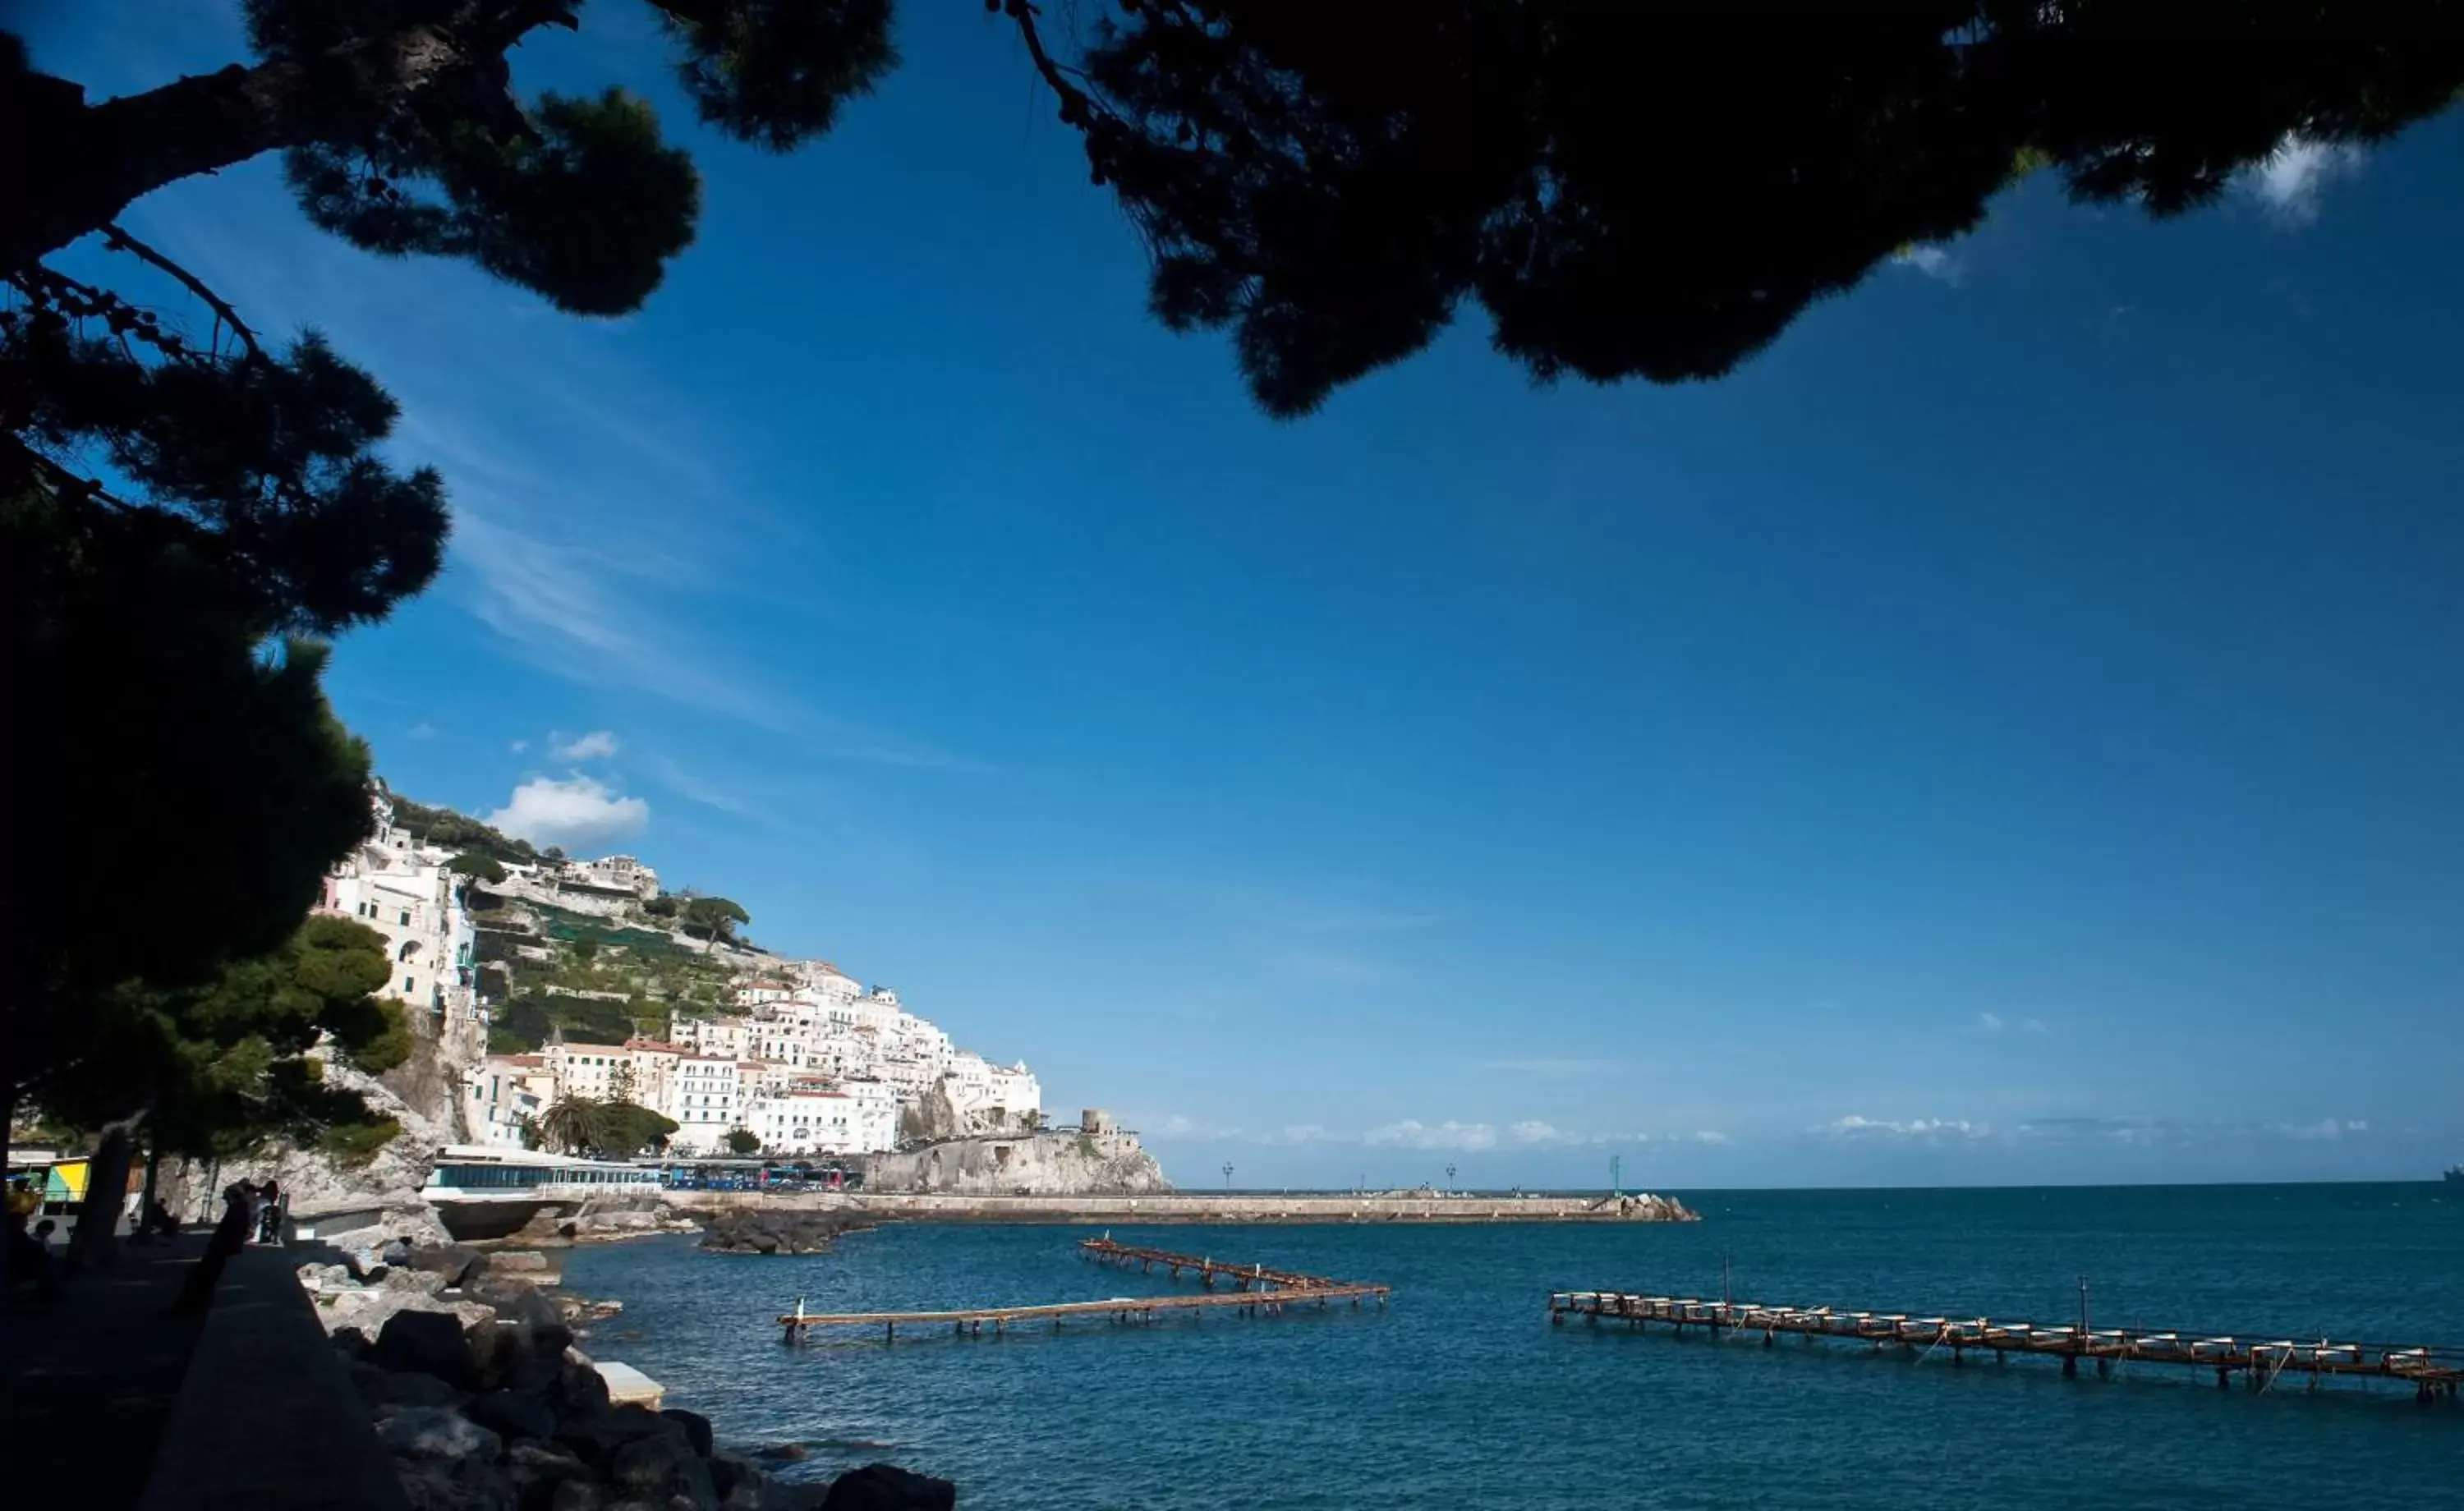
xmin=560 ymin=1185 xmax=2462 ymax=1509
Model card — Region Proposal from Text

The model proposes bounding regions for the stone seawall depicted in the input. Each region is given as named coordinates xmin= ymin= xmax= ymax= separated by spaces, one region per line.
xmin=671 ymin=1190 xmax=1698 ymax=1224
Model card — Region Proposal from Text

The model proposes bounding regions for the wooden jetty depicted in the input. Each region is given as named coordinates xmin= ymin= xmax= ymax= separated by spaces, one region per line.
xmin=1078 ymin=1236 xmax=1359 ymax=1292
xmin=777 ymin=1240 xmax=1388 ymax=1343
xmin=1549 ymin=1288 xmax=2464 ymax=1405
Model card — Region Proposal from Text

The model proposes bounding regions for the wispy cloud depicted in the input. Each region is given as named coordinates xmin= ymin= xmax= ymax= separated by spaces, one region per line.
xmin=551 ymin=729 xmax=620 ymax=761
xmin=636 ymin=751 xmax=766 ymax=820
xmin=2238 ymin=135 xmax=2366 ymax=224
xmin=1508 ymin=1120 xmax=1585 ymax=1147
xmin=487 ymin=774 xmax=650 ymax=852
xmin=509 ymin=739 xmax=529 ymax=755
xmin=1891 ymin=242 xmax=1964 ymax=285
xmin=1816 ymin=1114 xmax=1993 ymax=1140
xmin=1150 ymin=1114 xmax=1244 ymax=1140
xmin=2275 ymin=1117 xmax=2370 ymax=1141
xmin=453 ymin=512 xmax=988 ymax=774
xmin=1978 ymin=1012 xmax=2005 ymax=1032
xmin=1365 ymin=1119 xmax=1499 ymax=1152
xmin=408 ymin=721 xmax=438 ymax=742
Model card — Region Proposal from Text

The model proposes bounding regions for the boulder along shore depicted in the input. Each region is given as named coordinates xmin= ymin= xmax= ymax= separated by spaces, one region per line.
xmin=300 ymin=1233 xmax=947 ymax=1510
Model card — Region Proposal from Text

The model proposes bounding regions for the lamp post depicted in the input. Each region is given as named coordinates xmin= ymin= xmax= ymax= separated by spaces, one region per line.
xmin=1446 ymin=1162 xmax=1456 ymax=1193
xmin=1221 ymin=1161 xmax=1234 ymax=1192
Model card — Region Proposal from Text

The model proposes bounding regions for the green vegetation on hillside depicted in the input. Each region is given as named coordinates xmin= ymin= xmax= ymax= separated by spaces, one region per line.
xmin=481 ymin=898 xmax=737 ymax=1053
xmin=390 ymin=795 xmax=540 ymax=866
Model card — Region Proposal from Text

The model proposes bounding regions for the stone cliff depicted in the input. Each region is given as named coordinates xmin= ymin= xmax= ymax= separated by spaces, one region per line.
xmin=165 ymin=1003 xmax=479 ymax=1242
xmin=861 ymin=1128 xmax=1171 ymax=1196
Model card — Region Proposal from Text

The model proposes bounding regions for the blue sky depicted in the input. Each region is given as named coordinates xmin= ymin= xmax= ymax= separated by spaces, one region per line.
xmin=30 ymin=6 xmax=2464 ymax=1187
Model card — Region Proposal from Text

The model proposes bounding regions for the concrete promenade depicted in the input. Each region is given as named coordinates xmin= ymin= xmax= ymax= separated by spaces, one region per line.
xmin=1 ymin=1238 xmax=405 ymax=1510
xmin=670 ymin=1189 xmax=1697 ymax=1224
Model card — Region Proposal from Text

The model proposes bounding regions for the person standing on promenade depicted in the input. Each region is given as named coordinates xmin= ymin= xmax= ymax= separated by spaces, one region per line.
xmin=169 ymin=1185 xmax=254 ymax=1316
xmin=255 ymin=1179 xmax=283 ymax=1245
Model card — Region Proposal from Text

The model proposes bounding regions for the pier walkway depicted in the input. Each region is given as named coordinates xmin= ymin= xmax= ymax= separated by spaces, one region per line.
xmin=778 ymin=1241 xmax=1388 ymax=1343
xmin=1551 ymin=1288 xmax=2464 ymax=1404
xmin=1078 ymin=1237 xmax=1356 ymax=1291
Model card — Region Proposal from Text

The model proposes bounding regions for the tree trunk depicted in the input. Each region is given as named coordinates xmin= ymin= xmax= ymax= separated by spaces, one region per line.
xmin=7 ymin=16 xmax=522 ymax=267
xmin=67 ymin=1114 xmax=140 ymax=1273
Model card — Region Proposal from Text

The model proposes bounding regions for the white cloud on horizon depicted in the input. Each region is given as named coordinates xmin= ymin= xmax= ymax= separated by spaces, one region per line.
xmin=1818 ymin=1114 xmax=1993 ymax=1140
xmin=488 ymin=774 xmax=650 ymax=852
xmin=551 ymin=729 xmax=620 ymax=761
xmin=2239 ymin=135 xmax=2366 ymax=223
xmin=1891 ymin=242 xmax=1964 ymax=284
xmin=1509 ymin=1120 xmax=1584 ymax=1147
xmin=1366 ymin=1119 xmax=1499 ymax=1152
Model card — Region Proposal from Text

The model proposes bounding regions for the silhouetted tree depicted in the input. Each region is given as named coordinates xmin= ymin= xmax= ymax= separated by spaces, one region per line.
xmin=13 ymin=5 xmax=2462 ymax=426
xmin=725 ymin=1128 xmax=762 ymax=1156
xmin=1018 ymin=1 xmax=2464 ymax=414
xmin=680 ymin=896 xmax=752 ymax=950
xmin=39 ymin=915 xmax=409 ymax=1265
xmin=446 ymin=852 xmax=508 ymax=884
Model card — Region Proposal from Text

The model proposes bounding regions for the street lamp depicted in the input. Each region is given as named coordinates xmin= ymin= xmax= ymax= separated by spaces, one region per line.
xmin=1446 ymin=1162 xmax=1456 ymax=1193
xmin=1221 ymin=1161 xmax=1234 ymax=1192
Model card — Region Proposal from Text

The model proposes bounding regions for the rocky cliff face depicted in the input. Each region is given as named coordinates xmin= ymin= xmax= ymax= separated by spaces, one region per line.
xmin=862 ymin=1129 xmax=1171 ymax=1196
xmin=162 ymin=1006 xmax=476 ymax=1242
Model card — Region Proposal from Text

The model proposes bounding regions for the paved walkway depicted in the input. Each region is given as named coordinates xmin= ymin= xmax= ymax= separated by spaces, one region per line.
xmin=0 ymin=1234 xmax=208 ymax=1508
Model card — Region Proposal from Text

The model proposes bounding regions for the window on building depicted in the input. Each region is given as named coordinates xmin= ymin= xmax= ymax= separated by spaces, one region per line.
xmin=402 ymin=976 xmax=416 ymax=994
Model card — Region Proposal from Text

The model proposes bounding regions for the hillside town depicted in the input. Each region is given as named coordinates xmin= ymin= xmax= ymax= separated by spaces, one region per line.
xmin=320 ymin=788 xmax=1042 ymax=1160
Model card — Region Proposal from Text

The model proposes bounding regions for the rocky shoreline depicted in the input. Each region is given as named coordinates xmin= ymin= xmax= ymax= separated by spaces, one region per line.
xmin=299 ymin=1237 xmax=949 ymax=1510
xmin=696 ymin=1209 xmax=876 ymax=1256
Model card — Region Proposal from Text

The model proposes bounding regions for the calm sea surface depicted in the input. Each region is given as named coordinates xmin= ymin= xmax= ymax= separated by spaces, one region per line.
xmin=559 ymin=1185 xmax=2462 ymax=1509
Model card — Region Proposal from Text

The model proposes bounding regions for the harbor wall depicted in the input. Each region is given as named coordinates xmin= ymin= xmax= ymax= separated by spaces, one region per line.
xmin=670 ymin=1190 xmax=1698 ymax=1224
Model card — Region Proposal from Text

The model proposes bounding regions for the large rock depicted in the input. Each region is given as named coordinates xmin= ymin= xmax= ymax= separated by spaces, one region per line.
xmin=660 ymin=1409 xmax=714 ymax=1458
xmin=352 ymin=1360 xmax=470 ymax=1411
xmin=470 ymin=1274 xmax=574 ymax=1345
xmin=380 ymin=1406 xmax=503 ymax=1462
xmin=861 ymin=1128 xmax=1170 ymax=1196
xmin=819 ymin=1465 xmax=956 ymax=1511
xmin=409 ymin=1244 xmax=492 ymax=1288
xmin=707 ymin=1452 xmax=792 ymax=1511
xmin=373 ymin=1309 xmax=479 ymax=1387
xmin=161 ymin=1036 xmax=466 ymax=1247
xmin=554 ymin=1405 xmax=681 ymax=1468
xmin=546 ymin=1482 xmax=602 ymax=1511
xmin=399 ymin=1456 xmax=522 ymax=1511
xmin=467 ymin=1388 xmax=558 ymax=1443
xmin=697 ymin=1210 xmax=866 ymax=1256
xmin=504 ymin=1440 xmax=595 ymax=1511
xmin=609 ymin=1432 xmax=719 ymax=1511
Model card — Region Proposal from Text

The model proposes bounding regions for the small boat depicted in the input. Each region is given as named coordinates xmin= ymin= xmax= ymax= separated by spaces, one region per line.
xmin=2445 ymin=1164 xmax=2462 ymax=1184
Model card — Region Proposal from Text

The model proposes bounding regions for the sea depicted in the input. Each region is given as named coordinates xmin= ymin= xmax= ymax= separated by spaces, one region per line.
xmin=559 ymin=1184 xmax=2462 ymax=1509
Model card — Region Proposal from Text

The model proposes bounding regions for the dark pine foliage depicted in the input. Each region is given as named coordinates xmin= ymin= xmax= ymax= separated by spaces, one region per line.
xmin=1027 ymin=0 xmax=2464 ymax=414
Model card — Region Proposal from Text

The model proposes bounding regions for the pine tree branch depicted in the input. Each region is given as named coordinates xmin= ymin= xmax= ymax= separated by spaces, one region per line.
xmin=102 ymin=223 xmax=260 ymax=360
xmin=7 ymin=11 xmax=566 ymax=269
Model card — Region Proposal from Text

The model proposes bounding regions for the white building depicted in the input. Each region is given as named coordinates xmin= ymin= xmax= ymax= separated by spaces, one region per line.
xmin=659 ymin=1054 xmax=746 ymax=1154
xmin=942 ymin=1052 xmax=1043 ymax=1132
xmin=318 ymin=791 xmax=480 ymax=1028
xmin=467 ymin=1054 xmax=557 ymax=1148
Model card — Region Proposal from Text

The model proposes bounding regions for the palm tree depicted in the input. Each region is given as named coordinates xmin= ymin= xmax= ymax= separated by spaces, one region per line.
xmin=537 ymin=1096 xmax=608 ymax=1157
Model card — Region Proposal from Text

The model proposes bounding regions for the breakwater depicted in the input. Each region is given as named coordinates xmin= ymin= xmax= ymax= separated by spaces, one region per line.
xmin=668 ymin=1189 xmax=1696 ymax=1224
